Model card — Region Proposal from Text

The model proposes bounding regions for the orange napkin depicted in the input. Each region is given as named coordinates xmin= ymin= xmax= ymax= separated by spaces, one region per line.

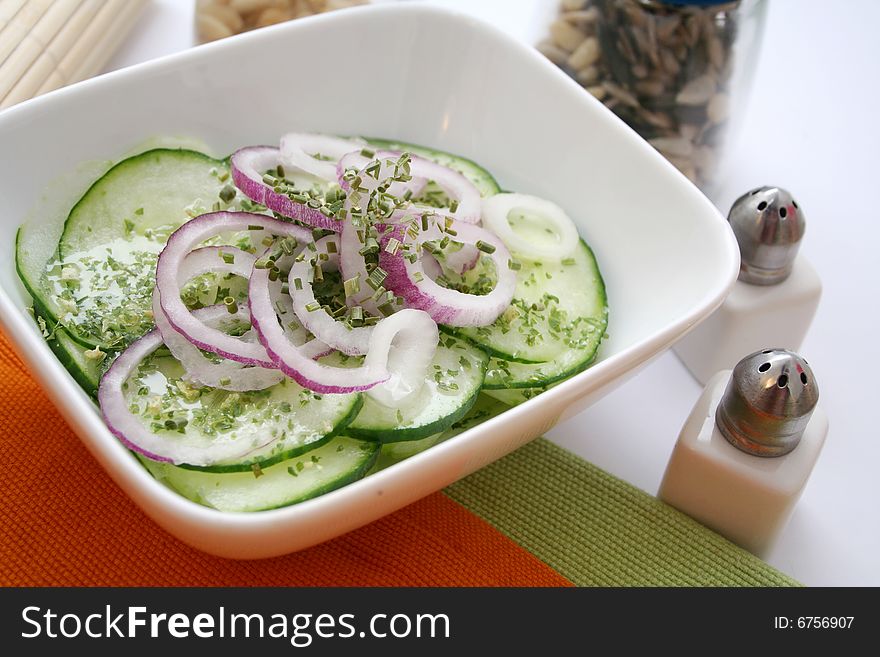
xmin=0 ymin=330 xmax=570 ymax=587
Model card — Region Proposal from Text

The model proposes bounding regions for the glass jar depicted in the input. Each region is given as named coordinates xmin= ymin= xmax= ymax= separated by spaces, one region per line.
xmin=195 ymin=0 xmax=368 ymax=44
xmin=537 ymin=0 xmax=767 ymax=196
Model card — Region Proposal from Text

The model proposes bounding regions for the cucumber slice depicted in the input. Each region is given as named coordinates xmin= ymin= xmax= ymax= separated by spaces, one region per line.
xmin=17 ymin=149 xmax=232 ymax=351
xmin=483 ymin=347 xmax=599 ymax=390
xmin=454 ymin=240 xmax=607 ymax=363
xmin=373 ymin=394 xmax=510 ymax=470
xmin=37 ymin=313 xmax=104 ymax=397
xmin=123 ymin=351 xmax=362 ymax=473
xmin=365 ymin=138 xmax=501 ymax=197
xmin=483 ymin=387 xmax=545 ymax=407
xmin=346 ymin=334 xmax=488 ymax=443
xmin=59 ymin=149 xmax=227 ymax=256
xmin=139 ymin=435 xmax=379 ymax=513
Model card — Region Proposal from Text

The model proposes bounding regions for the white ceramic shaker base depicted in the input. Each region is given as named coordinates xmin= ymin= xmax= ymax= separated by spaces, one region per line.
xmin=658 ymin=370 xmax=828 ymax=556
xmin=673 ymin=256 xmax=821 ymax=385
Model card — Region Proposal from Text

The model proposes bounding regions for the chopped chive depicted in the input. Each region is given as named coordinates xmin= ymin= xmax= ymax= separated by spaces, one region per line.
xmin=449 ymin=199 xmax=459 ymax=213
xmin=293 ymin=277 xmax=303 ymax=290
xmin=313 ymin=264 xmax=324 ymax=282
xmin=220 ymin=252 xmax=235 ymax=264
xmin=476 ymin=240 xmax=496 ymax=254
xmin=219 ymin=377 xmax=231 ymax=386
xmin=344 ymin=275 xmax=361 ymax=297
xmin=276 ymin=164 xmax=285 ymax=178
xmin=219 ymin=184 xmax=236 ymax=203
xmin=268 ymin=267 xmax=279 ymax=282
xmin=561 ymin=257 xmax=576 ymax=266
xmin=508 ymin=259 xmax=522 ymax=270
xmin=326 ymin=241 xmax=338 ymax=254
xmin=360 ymin=147 xmax=375 ymax=158
xmin=248 ymin=224 xmax=264 ymax=231
xmin=384 ymin=237 xmax=401 ymax=255
xmin=134 ymin=207 xmax=144 ymax=216
xmin=123 ymin=218 xmax=135 ymax=235
xmin=224 ymin=296 xmax=238 ymax=314
xmin=305 ymin=301 xmax=321 ymax=312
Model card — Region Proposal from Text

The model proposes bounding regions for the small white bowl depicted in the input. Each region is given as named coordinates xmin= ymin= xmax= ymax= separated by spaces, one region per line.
xmin=0 ymin=4 xmax=738 ymax=558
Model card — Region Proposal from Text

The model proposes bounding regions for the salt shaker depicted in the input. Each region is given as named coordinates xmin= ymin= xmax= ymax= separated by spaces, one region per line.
xmin=659 ymin=349 xmax=828 ymax=555
xmin=674 ymin=186 xmax=821 ymax=385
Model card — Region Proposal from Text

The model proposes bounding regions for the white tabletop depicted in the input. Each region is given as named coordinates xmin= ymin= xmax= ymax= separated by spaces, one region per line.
xmin=106 ymin=0 xmax=879 ymax=586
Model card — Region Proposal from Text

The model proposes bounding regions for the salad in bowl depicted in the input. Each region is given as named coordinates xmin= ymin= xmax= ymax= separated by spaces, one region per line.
xmin=16 ymin=133 xmax=607 ymax=513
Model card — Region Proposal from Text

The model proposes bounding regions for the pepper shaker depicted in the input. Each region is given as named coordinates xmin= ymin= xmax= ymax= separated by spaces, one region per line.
xmin=659 ymin=349 xmax=828 ymax=555
xmin=674 ymin=186 xmax=822 ymax=384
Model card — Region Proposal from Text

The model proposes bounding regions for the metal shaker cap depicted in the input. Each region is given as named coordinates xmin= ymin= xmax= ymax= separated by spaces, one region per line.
xmin=728 ymin=186 xmax=805 ymax=285
xmin=716 ymin=349 xmax=819 ymax=457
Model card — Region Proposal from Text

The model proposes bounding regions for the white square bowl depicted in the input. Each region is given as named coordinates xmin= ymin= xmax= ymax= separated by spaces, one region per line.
xmin=0 ymin=4 xmax=738 ymax=558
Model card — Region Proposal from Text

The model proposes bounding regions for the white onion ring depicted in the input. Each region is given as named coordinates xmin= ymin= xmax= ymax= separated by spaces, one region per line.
xmin=279 ymin=132 xmax=366 ymax=181
xmin=230 ymin=146 xmax=344 ymax=231
xmin=289 ymin=235 xmax=374 ymax=356
xmin=98 ymin=314 xmax=279 ymax=466
xmin=251 ymin=253 xmax=438 ymax=395
xmin=336 ymin=150 xmax=427 ymax=200
xmin=481 ymin=193 xmax=580 ymax=261
xmin=364 ymin=309 xmax=439 ymax=408
xmin=336 ymin=150 xmax=480 ymax=225
xmin=379 ymin=219 xmax=516 ymax=327
xmin=155 ymin=212 xmax=311 ymax=366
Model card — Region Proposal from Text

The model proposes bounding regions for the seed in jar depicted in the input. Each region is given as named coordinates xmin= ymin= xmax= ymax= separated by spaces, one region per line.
xmin=560 ymin=0 xmax=587 ymax=10
xmin=639 ymin=109 xmax=675 ymax=130
xmin=679 ymin=124 xmax=701 ymax=142
xmin=708 ymin=36 xmax=725 ymax=70
xmin=707 ymin=92 xmax=730 ymax=124
xmin=649 ymin=137 xmax=694 ymax=159
xmin=660 ymin=48 xmax=680 ymax=76
xmin=197 ymin=13 xmax=234 ymax=42
xmin=550 ymin=19 xmax=587 ymax=52
xmin=586 ymin=85 xmax=607 ymax=100
xmin=537 ymin=40 xmax=570 ymax=67
xmin=567 ymin=36 xmax=600 ymax=70
xmin=635 ymin=79 xmax=665 ymax=97
xmin=676 ymin=74 xmax=716 ymax=105
xmin=656 ymin=15 xmax=681 ymax=41
xmin=602 ymin=81 xmax=640 ymax=108
xmin=631 ymin=63 xmax=648 ymax=79
xmin=575 ymin=65 xmax=599 ymax=86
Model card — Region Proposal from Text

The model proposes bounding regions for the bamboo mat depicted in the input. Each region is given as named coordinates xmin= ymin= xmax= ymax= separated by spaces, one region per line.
xmin=0 ymin=0 xmax=146 ymax=109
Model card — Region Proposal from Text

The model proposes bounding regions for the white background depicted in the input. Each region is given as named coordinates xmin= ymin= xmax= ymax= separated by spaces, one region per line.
xmin=105 ymin=0 xmax=880 ymax=585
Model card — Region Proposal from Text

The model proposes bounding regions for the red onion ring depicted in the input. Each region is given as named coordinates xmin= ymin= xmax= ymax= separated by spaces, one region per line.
xmin=230 ymin=146 xmax=343 ymax=231
xmin=153 ymin=247 xmax=284 ymax=391
xmin=155 ymin=212 xmax=311 ymax=366
xmin=380 ymin=219 xmax=516 ymax=327
xmin=98 ymin=313 xmax=279 ymax=466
